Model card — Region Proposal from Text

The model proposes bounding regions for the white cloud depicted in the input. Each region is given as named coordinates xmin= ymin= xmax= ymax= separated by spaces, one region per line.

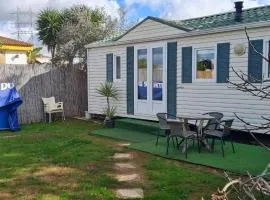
xmin=124 ymin=0 xmax=270 ymax=20
xmin=0 ymin=0 xmax=120 ymax=43
xmin=0 ymin=21 xmax=15 ymax=37
xmin=0 ymin=0 xmax=120 ymax=20
xmin=162 ymin=0 xmax=263 ymax=20
xmin=125 ymin=0 xmax=166 ymax=9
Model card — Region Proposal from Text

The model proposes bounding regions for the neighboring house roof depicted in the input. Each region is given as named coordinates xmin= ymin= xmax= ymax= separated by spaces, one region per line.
xmin=36 ymin=55 xmax=51 ymax=64
xmin=87 ymin=5 xmax=270 ymax=48
xmin=0 ymin=36 xmax=33 ymax=51
xmin=0 ymin=36 xmax=32 ymax=47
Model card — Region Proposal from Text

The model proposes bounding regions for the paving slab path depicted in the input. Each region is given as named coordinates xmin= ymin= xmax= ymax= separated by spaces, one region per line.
xmin=109 ymin=143 xmax=144 ymax=199
xmin=115 ymin=188 xmax=144 ymax=199
xmin=115 ymin=174 xmax=141 ymax=182
xmin=112 ymin=153 xmax=133 ymax=160
xmin=114 ymin=163 xmax=136 ymax=170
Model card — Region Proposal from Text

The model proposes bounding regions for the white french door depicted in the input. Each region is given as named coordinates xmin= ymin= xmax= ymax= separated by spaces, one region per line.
xmin=134 ymin=43 xmax=167 ymax=116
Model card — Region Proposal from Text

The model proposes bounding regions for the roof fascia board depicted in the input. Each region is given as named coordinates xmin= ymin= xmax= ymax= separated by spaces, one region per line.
xmin=113 ymin=16 xmax=190 ymax=41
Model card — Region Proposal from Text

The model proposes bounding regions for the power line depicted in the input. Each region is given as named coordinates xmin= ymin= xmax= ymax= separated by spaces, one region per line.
xmin=11 ymin=7 xmax=34 ymax=42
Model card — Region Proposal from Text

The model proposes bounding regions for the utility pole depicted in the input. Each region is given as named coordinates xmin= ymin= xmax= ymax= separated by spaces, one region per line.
xmin=11 ymin=7 xmax=34 ymax=42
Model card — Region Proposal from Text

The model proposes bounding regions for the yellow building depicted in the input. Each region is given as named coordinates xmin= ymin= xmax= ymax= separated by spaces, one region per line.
xmin=0 ymin=36 xmax=33 ymax=64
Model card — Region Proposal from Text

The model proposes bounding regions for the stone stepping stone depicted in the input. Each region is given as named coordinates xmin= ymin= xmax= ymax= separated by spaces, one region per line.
xmin=115 ymin=174 xmax=140 ymax=182
xmin=112 ymin=153 xmax=133 ymax=160
xmin=115 ymin=188 xmax=144 ymax=199
xmin=117 ymin=143 xmax=131 ymax=147
xmin=115 ymin=163 xmax=136 ymax=170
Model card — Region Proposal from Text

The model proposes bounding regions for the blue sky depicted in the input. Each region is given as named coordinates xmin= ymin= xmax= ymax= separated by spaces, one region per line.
xmin=117 ymin=0 xmax=159 ymax=19
xmin=121 ymin=0 xmax=270 ymax=20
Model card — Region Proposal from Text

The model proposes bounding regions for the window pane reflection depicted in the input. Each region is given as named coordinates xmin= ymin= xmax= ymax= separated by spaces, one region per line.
xmin=196 ymin=49 xmax=215 ymax=80
xmin=152 ymin=47 xmax=163 ymax=100
xmin=137 ymin=49 xmax=147 ymax=100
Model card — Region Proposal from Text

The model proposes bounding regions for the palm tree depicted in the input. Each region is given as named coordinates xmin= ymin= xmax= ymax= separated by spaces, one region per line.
xmin=36 ymin=9 xmax=63 ymax=64
xmin=26 ymin=47 xmax=42 ymax=64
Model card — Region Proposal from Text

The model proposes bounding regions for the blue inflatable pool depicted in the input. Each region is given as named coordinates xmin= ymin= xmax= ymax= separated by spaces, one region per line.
xmin=0 ymin=83 xmax=22 ymax=131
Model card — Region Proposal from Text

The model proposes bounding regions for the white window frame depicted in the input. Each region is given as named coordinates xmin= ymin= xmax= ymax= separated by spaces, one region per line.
xmin=192 ymin=46 xmax=217 ymax=83
xmin=113 ymin=54 xmax=121 ymax=81
xmin=263 ymin=39 xmax=270 ymax=80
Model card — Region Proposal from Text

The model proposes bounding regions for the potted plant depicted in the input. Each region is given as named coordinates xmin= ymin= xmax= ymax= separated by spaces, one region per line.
xmin=197 ymin=61 xmax=206 ymax=79
xmin=197 ymin=59 xmax=212 ymax=79
xmin=96 ymin=81 xmax=119 ymax=128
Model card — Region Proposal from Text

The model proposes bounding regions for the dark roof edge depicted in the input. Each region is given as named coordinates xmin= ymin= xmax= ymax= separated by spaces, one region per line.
xmin=114 ymin=16 xmax=191 ymax=41
xmin=180 ymin=4 xmax=270 ymax=22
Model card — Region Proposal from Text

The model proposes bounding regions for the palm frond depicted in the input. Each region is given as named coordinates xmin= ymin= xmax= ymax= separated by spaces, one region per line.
xmin=96 ymin=81 xmax=119 ymax=100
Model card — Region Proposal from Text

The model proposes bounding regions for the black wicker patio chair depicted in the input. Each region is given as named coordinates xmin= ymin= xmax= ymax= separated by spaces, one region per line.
xmin=156 ymin=113 xmax=173 ymax=146
xmin=166 ymin=120 xmax=198 ymax=159
xmin=203 ymin=112 xmax=224 ymax=131
xmin=205 ymin=119 xmax=235 ymax=157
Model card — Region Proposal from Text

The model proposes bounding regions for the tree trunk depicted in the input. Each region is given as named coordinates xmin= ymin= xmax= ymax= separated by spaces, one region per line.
xmin=51 ymin=47 xmax=55 ymax=66
xmin=68 ymin=58 xmax=74 ymax=67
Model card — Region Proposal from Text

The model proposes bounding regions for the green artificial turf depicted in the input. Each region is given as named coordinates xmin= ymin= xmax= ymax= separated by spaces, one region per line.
xmin=115 ymin=118 xmax=160 ymax=134
xmin=90 ymin=128 xmax=156 ymax=142
xmin=91 ymin=128 xmax=269 ymax=175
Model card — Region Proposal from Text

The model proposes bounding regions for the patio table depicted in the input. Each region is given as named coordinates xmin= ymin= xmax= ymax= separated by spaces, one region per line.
xmin=177 ymin=114 xmax=215 ymax=152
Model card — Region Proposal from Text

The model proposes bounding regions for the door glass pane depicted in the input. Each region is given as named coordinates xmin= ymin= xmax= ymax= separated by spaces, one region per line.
xmin=152 ymin=47 xmax=163 ymax=101
xmin=137 ymin=49 xmax=147 ymax=100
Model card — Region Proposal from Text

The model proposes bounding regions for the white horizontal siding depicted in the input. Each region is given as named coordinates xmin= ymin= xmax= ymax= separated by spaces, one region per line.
xmin=88 ymin=22 xmax=270 ymax=132
xmin=177 ymin=26 xmax=270 ymax=131
xmin=87 ymin=46 xmax=127 ymax=116
xmin=118 ymin=19 xmax=185 ymax=42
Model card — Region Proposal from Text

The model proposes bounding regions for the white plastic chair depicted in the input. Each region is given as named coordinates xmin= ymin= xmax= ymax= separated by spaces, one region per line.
xmin=41 ymin=97 xmax=65 ymax=123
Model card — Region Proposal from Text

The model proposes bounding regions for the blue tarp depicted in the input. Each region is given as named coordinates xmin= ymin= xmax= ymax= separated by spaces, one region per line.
xmin=0 ymin=83 xmax=22 ymax=131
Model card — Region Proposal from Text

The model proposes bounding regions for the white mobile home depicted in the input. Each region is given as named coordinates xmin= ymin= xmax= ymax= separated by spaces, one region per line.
xmin=86 ymin=2 xmax=270 ymax=130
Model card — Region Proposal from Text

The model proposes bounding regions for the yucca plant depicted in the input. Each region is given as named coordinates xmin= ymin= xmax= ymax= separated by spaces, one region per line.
xmin=96 ymin=82 xmax=119 ymax=122
xmin=37 ymin=9 xmax=63 ymax=63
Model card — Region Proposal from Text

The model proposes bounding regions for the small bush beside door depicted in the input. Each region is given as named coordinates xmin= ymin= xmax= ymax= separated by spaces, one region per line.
xmin=96 ymin=81 xmax=119 ymax=128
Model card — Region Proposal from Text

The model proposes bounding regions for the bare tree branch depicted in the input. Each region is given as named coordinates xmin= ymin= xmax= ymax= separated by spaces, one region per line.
xmin=228 ymin=67 xmax=270 ymax=100
xmin=209 ymin=27 xmax=270 ymax=200
xmin=245 ymin=27 xmax=269 ymax=63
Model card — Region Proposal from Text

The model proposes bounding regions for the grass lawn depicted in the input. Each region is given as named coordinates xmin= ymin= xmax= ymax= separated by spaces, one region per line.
xmin=0 ymin=119 xmax=263 ymax=199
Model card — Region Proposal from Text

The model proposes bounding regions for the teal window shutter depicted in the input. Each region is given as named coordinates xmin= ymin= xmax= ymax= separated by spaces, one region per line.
xmin=167 ymin=42 xmax=177 ymax=116
xmin=127 ymin=46 xmax=134 ymax=115
xmin=106 ymin=53 xmax=113 ymax=82
xmin=217 ymin=43 xmax=230 ymax=83
xmin=268 ymin=40 xmax=270 ymax=78
xmin=182 ymin=46 xmax=192 ymax=83
xmin=248 ymin=39 xmax=263 ymax=83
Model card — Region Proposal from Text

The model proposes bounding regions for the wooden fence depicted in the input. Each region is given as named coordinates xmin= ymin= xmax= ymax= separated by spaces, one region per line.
xmin=0 ymin=64 xmax=87 ymax=124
